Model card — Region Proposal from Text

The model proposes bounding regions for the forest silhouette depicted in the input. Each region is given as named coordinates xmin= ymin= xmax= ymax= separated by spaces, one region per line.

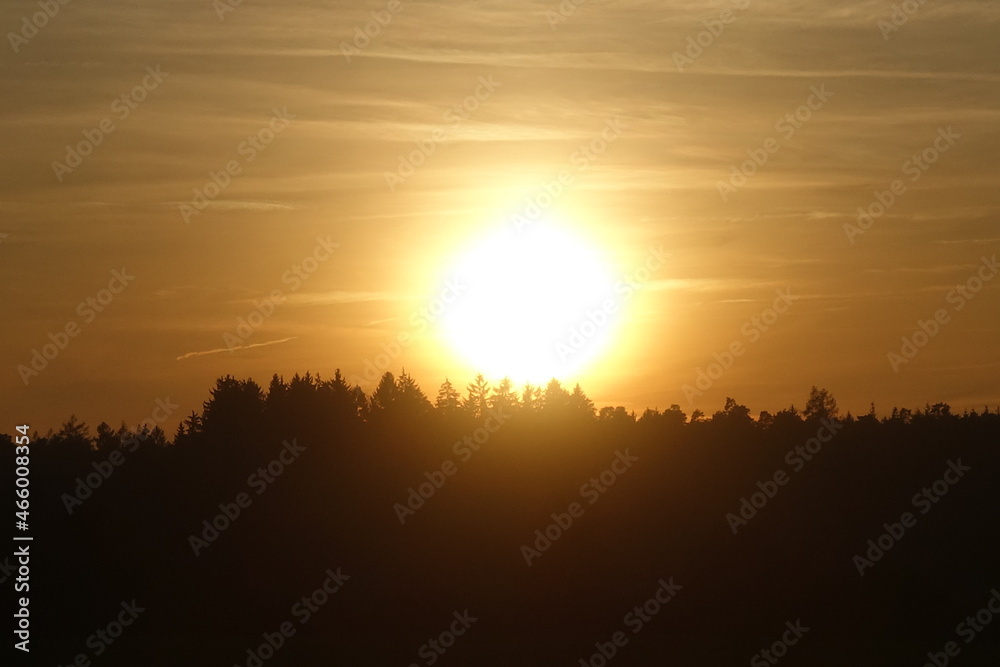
xmin=5 ymin=371 xmax=999 ymax=666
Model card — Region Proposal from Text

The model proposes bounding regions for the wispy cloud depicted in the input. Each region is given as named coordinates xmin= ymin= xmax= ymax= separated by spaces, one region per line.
xmin=158 ymin=200 xmax=296 ymax=212
xmin=176 ymin=337 xmax=297 ymax=361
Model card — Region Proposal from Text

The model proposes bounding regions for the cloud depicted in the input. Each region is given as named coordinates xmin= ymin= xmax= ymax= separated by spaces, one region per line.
xmin=281 ymin=291 xmax=400 ymax=306
xmin=176 ymin=337 xmax=297 ymax=361
xmin=157 ymin=200 xmax=296 ymax=212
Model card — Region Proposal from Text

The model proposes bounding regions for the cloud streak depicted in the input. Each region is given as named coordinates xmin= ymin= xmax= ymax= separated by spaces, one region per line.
xmin=176 ymin=337 xmax=297 ymax=361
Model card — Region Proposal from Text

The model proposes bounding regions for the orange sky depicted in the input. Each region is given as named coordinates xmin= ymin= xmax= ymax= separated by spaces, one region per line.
xmin=2 ymin=0 xmax=999 ymax=436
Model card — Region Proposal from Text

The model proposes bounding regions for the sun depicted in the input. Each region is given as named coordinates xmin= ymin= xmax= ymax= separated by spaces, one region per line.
xmin=436 ymin=219 xmax=622 ymax=385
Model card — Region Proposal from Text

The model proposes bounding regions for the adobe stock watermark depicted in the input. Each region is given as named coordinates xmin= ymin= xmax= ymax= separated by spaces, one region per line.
xmin=61 ymin=397 xmax=180 ymax=515
xmin=672 ymin=0 xmax=751 ymax=72
xmin=179 ymin=107 xmax=295 ymax=224
xmin=921 ymin=588 xmax=1000 ymax=667
xmin=51 ymin=66 xmax=169 ymax=182
xmin=852 ymin=458 xmax=970 ymax=576
xmin=232 ymin=567 xmax=350 ymax=667
xmin=213 ymin=0 xmax=247 ymax=21
xmin=555 ymin=246 xmax=669 ymax=364
xmin=16 ymin=268 xmax=135 ymax=386
xmin=717 ymin=84 xmax=833 ymax=201
xmin=188 ymin=439 xmax=306 ymax=556
xmin=544 ymin=0 xmax=588 ymax=30
xmin=406 ymin=610 xmax=477 ymax=667
xmin=887 ymin=254 xmax=997 ymax=373
xmin=12 ymin=545 xmax=30 ymax=652
xmin=520 ymin=449 xmax=638 ymax=567
xmin=340 ymin=0 xmax=405 ymax=62
xmin=120 ymin=396 xmax=182 ymax=449
xmin=384 ymin=74 xmax=501 ymax=191
xmin=0 ymin=553 xmax=21 ymax=585
xmin=577 ymin=577 xmax=682 ymax=666
xmin=510 ymin=116 xmax=626 ymax=234
xmin=350 ymin=277 xmax=466 ymax=385
xmin=7 ymin=0 xmax=73 ymax=54
xmin=393 ymin=408 xmax=510 ymax=524
xmin=750 ymin=620 xmax=810 ymax=667
xmin=725 ymin=418 xmax=843 ymax=535
xmin=877 ymin=0 xmax=930 ymax=40
xmin=222 ymin=235 xmax=338 ymax=351
xmin=55 ymin=600 xmax=145 ymax=665
xmin=682 ymin=288 xmax=798 ymax=404
xmin=844 ymin=126 xmax=960 ymax=243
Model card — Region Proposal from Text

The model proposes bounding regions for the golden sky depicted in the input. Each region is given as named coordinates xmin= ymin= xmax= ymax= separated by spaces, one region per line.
xmin=2 ymin=0 xmax=999 ymax=434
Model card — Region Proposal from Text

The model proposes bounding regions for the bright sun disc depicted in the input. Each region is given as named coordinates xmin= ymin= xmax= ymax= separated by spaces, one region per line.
xmin=438 ymin=223 xmax=620 ymax=384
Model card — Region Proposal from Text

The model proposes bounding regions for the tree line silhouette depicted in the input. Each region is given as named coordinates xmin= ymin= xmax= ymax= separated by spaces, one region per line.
xmin=10 ymin=371 xmax=996 ymax=451
xmin=4 ymin=371 xmax=999 ymax=666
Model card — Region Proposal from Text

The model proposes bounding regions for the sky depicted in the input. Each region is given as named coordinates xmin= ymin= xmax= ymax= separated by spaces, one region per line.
xmin=1 ymin=0 xmax=998 ymax=436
